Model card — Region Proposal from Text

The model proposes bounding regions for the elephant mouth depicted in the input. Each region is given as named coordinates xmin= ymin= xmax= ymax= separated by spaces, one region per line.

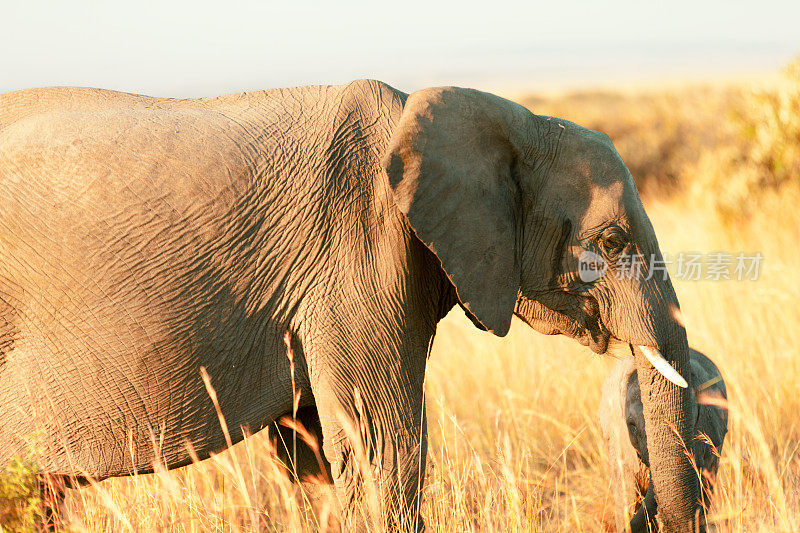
xmin=579 ymin=319 xmax=612 ymax=354
xmin=514 ymin=293 xmax=611 ymax=354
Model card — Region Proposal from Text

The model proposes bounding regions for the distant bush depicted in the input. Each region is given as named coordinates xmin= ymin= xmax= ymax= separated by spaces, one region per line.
xmin=522 ymin=57 xmax=800 ymax=221
xmin=720 ymin=57 xmax=800 ymax=217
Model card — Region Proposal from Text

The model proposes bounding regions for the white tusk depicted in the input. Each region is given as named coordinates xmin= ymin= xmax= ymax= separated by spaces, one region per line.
xmin=638 ymin=345 xmax=689 ymax=388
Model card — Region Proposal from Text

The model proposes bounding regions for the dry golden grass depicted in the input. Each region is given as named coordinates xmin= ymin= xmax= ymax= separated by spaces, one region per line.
xmin=3 ymin=66 xmax=800 ymax=531
xmin=44 ymin=194 xmax=798 ymax=533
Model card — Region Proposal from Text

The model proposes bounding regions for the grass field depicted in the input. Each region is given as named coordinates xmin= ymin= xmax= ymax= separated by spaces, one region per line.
xmin=2 ymin=64 xmax=799 ymax=531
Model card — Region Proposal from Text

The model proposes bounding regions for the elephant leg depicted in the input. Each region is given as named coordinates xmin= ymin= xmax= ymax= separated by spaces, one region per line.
xmin=629 ymin=478 xmax=658 ymax=533
xmin=37 ymin=473 xmax=69 ymax=531
xmin=268 ymin=405 xmax=332 ymax=484
xmin=312 ymin=370 xmax=428 ymax=532
xmin=267 ymin=405 xmax=341 ymax=523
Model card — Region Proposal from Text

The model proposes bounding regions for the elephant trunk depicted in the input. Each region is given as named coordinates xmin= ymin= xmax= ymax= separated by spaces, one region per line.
xmin=632 ymin=334 xmax=702 ymax=532
xmin=631 ymin=414 xmax=710 ymax=532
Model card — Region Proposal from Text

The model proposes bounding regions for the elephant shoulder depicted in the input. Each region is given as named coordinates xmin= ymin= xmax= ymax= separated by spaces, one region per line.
xmin=341 ymin=79 xmax=408 ymax=108
xmin=302 ymin=80 xmax=409 ymax=185
xmin=335 ymin=80 xmax=408 ymax=128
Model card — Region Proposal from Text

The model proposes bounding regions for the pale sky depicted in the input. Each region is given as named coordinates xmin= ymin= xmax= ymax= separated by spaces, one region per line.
xmin=2 ymin=0 xmax=799 ymax=97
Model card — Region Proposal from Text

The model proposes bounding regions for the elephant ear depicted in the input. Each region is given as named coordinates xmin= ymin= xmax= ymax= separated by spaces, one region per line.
xmin=383 ymin=87 xmax=527 ymax=336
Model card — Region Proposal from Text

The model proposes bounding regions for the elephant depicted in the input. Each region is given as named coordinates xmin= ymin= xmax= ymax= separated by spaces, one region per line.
xmin=598 ymin=349 xmax=727 ymax=532
xmin=0 ymin=79 xmax=702 ymax=530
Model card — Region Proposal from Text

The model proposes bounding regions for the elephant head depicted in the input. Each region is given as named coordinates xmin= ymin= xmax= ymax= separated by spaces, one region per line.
xmin=383 ymin=87 xmax=702 ymax=530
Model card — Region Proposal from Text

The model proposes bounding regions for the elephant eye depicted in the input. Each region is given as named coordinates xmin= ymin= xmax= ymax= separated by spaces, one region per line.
xmin=600 ymin=226 xmax=628 ymax=258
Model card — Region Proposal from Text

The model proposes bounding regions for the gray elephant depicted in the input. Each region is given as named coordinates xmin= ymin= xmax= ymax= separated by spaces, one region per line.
xmin=0 ymin=80 xmax=702 ymax=530
xmin=598 ymin=349 xmax=727 ymax=532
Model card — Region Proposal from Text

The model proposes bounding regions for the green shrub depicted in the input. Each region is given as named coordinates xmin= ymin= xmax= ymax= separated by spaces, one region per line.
xmin=0 ymin=456 xmax=43 ymax=532
xmin=696 ymin=56 xmax=800 ymax=220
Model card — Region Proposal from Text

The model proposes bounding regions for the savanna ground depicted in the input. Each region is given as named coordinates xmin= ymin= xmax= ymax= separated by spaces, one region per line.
xmin=2 ymin=59 xmax=800 ymax=531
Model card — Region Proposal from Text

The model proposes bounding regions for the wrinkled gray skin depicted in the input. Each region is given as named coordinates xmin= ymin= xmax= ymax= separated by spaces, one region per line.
xmin=599 ymin=349 xmax=727 ymax=532
xmin=0 ymin=80 xmax=700 ymax=530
